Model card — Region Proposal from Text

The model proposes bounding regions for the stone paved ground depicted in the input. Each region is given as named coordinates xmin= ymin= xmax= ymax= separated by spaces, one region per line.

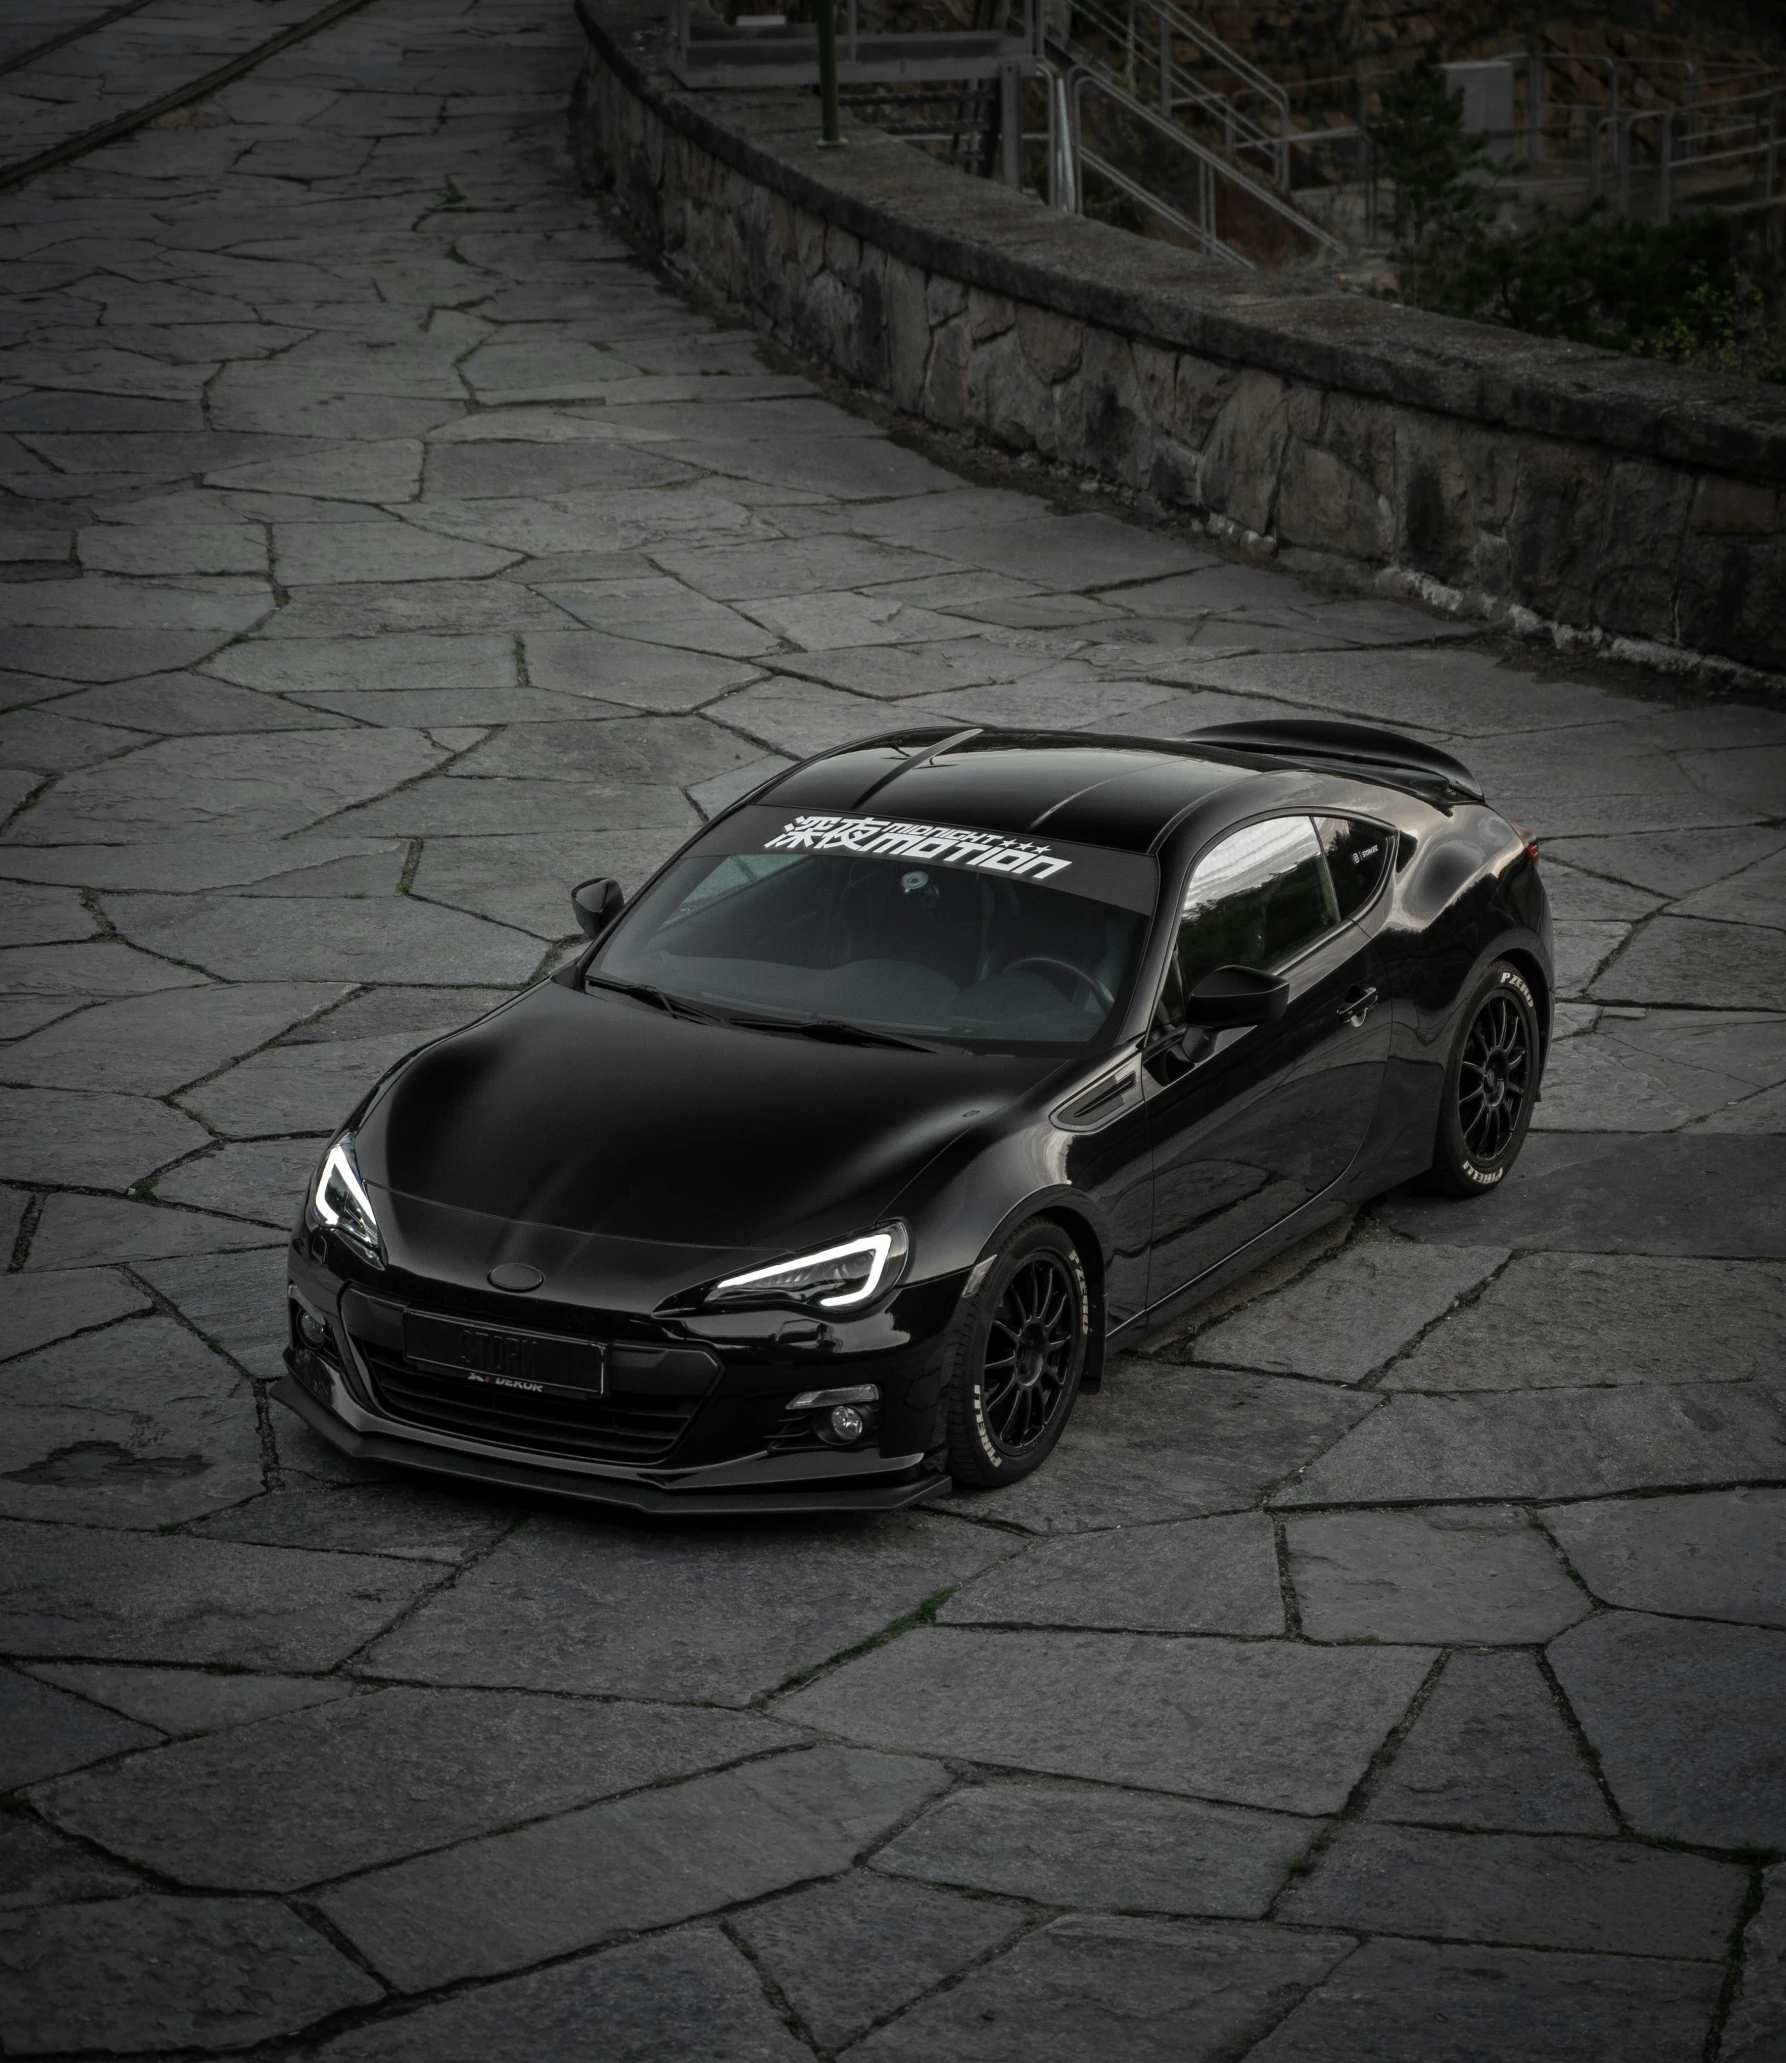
xmin=0 ymin=0 xmax=355 ymax=177
xmin=2 ymin=2 xmax=1785 ymax=2057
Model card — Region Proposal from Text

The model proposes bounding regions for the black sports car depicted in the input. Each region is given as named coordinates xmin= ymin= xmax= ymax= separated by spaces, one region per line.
xmin=279 ymin=721 xmax=1552 ymax=1514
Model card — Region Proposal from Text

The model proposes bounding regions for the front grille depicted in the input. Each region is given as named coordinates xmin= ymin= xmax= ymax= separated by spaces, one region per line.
xmin=356 ymin=1342 xmax=700 ymax=1466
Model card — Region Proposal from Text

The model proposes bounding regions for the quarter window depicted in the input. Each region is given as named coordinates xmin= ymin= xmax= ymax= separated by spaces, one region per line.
xmin=1318 ymin=817 xmax=1391 ymax=918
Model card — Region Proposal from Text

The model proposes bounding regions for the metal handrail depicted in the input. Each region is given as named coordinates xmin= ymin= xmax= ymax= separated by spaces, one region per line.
xmin=1147 ymin=0 xmax=1287 ymax=127
xmin=1063 ymin=63 xmax=1341 ymax=253
xmin=1080 ymin=145 xmax=1235 ymax=259
xmin=1061 ymin=0 xmax=1289 ymax=183
xmin=1040 ymin=58 xmax=1079 ymax=213
xmin=1591 ymin=97 xmax=1781 ymax=219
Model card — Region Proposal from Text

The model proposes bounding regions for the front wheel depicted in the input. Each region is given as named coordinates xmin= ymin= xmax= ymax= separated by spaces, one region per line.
xmin=1424 ymin=960 xmax=1540 ymax=1197
xmin=944 ymin=1221 xmax=1089 ymax=1488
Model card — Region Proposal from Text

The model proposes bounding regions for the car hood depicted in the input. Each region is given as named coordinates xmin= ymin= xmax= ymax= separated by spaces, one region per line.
xmin=358 ymin=978 xmax=1057 ymax=1280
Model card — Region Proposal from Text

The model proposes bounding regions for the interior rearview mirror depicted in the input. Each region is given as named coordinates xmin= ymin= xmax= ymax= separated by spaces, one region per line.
xmin=1183 ymin=964 xmax=1289 ymax=1029
xmin=572 ymin=877 xmax=625 ymax=939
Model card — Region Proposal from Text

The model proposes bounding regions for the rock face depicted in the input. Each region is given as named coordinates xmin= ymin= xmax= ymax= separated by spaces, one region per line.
xmin=574 ymin=3 xmax=1784 ymax=674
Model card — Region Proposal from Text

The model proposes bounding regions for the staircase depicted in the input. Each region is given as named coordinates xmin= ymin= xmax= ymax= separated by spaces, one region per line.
xmin=829 ymin=2 xmax=1785 ymax=264
xmin=1034 ymin=0 xmax=1339 ymax=265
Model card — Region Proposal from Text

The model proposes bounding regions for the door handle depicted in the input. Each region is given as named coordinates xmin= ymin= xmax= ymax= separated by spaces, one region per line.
xmin=1337 ymin=985 xmax=1378 ymax=1027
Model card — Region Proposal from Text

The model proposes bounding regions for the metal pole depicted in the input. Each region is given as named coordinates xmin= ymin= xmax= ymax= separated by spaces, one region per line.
xmin=1069 ymin=71 xmax=1083 ymax=212
xmin=1769 ymin=88 xmax=1779 ymax=202
xmin=1000 ymin=59 xmax=1022 ymax=186
xmin=1617 ymin=116 xmax=1629 ymax=215
xmin=1659 ymin=108 xmax=1672 ymax=222
xmin=1366 ymin=129 xmax=1376 ymax=242
xmin=816 ymin=0 xmax=841 ymax=146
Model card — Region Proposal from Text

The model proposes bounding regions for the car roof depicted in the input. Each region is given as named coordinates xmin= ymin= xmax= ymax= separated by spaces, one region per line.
xmin=754 ymin=724 xmax=1478 ymax=855
xmin=758 ymin=731 xmax=1252 ymax=854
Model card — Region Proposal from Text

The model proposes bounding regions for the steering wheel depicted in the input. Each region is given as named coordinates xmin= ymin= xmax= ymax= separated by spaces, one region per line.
xmin=1004 ymin=956 xmax=1115 ymax=1011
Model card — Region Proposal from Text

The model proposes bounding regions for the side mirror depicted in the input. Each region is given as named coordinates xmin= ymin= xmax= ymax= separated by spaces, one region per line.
xmin=1183 ymin=964 xmax=1289 ymax=1029
xmin=572 ymin=877 xmax=625 ymax=939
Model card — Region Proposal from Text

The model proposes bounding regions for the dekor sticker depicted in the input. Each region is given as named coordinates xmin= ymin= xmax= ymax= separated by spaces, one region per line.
xmin=764 ymin=813 xmax=1074 ymax=880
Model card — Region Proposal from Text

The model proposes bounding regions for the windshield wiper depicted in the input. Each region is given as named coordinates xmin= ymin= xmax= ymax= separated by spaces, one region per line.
xmin=584 ymin=973 xmax=718 ymax=1025
xmin=730 ymin=1014 xmax=941 ymax=1053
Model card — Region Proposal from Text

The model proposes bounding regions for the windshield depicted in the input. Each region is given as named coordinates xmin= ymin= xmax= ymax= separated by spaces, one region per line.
xmin=591 ymin=807 xmax=1156 ymax=1049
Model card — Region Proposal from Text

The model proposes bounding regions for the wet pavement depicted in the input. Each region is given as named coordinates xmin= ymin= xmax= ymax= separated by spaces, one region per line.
xmin=1 ymin=2 xmax=1784 ymax=2056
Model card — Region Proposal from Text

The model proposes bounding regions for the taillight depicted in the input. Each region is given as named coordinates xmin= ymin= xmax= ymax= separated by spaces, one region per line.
xmin=1515 ymin=824 xmax=1540 ymax=862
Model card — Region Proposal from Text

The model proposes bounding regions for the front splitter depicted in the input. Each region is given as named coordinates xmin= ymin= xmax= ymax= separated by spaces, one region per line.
xmin=273 ymin=1375 xmax=949 ymax=1518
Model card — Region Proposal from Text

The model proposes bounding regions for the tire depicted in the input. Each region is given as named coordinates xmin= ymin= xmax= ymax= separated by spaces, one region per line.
xmin=1424 ymin=960 xmax=1541 ymax=1197
xmin=944 ymin=1220 xmax=1090 ymax=1488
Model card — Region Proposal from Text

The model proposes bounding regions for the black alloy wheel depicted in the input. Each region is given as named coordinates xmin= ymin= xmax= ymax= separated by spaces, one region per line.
xmin=1457 ymin=989 xmax=1531 ymax=1162
xmin=983 ymin=1251 xmax=1078 ymax=1452
xmin=944 ymin=1220 xmax=1088 ymax=1486
xmin=1426 ymin=961 xmax=1541 ymax=1196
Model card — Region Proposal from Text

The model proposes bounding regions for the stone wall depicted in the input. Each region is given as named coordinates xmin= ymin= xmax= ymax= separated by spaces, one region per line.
xmin=573 ymin=0 xmax=1784 ymax=675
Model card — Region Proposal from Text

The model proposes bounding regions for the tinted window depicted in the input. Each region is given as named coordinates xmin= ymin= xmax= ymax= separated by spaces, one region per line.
xmin=595 ymin=843 xmax=1149 ymax=1049
xmin=1318 ymin=817 xmax=1391 ymax=919
xmin=1156 ymin=817 xmax=1340 ymax=1026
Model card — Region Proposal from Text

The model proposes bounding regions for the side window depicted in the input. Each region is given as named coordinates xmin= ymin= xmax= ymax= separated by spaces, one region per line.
xmin=1156 ymin=817 xmax=1338 ymax=1027
xmin=1317 ymin=817 xmax=1391 ymax=919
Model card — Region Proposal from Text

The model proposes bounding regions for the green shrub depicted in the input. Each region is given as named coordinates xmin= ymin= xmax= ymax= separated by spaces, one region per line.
xmin=1372 ymin=59 xmax=1495 ymax=249
xmin=1372 ymin=62 xmax=1786 ymax=384
xmin=1411 ymin=205 xmax=1786 ymax=381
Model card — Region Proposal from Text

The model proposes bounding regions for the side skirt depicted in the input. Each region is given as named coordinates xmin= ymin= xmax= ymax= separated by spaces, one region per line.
xmin=1105 ymin=1193 xmax=1355 ymax=1355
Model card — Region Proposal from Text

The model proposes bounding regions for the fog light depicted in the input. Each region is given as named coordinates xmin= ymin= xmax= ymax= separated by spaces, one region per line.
xmin=296 ymin=1309 xmax=333 ymax=1357
xmin=828 ymin=1404 xmax=866 ymax=1442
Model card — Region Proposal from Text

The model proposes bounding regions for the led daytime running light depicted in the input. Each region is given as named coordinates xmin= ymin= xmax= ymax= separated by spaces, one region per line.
xmin=312 ymin=1137 xmax=381 ymax=1262
xmin=712 ymin=1226 xmax=907 ymax=1309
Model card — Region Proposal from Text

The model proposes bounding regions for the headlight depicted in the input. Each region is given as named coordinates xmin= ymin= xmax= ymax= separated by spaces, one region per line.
xmin=708 ymin=1224 xmax=909 ymax=1310
xmin=307 ymin=1134 xmax=382 ymax=1267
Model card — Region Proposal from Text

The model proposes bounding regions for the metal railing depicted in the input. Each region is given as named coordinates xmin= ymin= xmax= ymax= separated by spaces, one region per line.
xmin=661 ymin=0 xmax=1783 ymax=255
xmin=1039 ymin=29 xmax=1783 ymax=244
xmin=664 ymin=0 xmax=1041 ymax=95
xmin=1041 ymin=58 xmax=1342 ymax=261
xmin=1061 ymin=0 xmax=1290 ymax=184
xmin=1590 ymin=86 xmax=1782 ymax=221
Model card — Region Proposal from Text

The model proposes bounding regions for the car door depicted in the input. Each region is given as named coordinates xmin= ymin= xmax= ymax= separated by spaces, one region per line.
xmin=1143 ymin=814 xmax=1391 ymax=1307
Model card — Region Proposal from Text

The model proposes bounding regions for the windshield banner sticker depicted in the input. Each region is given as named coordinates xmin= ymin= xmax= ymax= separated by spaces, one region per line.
xmin=765 ymin=813 xmax=1073 ymax=880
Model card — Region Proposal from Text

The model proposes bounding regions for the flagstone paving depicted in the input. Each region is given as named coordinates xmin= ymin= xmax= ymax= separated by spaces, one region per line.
xmin=1 ymin=0 xmax=1783 ymax=2055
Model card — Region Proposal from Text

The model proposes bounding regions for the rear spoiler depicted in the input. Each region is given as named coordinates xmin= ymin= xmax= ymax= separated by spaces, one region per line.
xmin=1181 ymin=720 xmax=1484 ymax=807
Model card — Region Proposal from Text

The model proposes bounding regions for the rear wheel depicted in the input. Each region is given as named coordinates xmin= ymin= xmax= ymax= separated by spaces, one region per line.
xmin=945 ymin=1221 xmax=1088 ymax=1487
xmin=1425 ymin=961 xmax=1540 ymax=1197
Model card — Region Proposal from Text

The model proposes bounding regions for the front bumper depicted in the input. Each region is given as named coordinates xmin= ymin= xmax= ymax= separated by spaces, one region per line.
xmin=275 ymin=1369 xmax=947 ymax=1516
xmin=280 ymin=1236 xmax=960 ymax=1516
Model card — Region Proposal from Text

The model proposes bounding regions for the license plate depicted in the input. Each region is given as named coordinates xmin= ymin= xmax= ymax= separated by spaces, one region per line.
xmin=403 ymin=1313 xmax=604 ymax=1400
